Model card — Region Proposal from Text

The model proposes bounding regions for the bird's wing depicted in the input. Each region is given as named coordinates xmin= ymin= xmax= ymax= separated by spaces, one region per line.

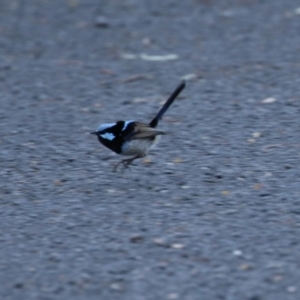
xmin=123 ymin=122 xmax=165 ymax=140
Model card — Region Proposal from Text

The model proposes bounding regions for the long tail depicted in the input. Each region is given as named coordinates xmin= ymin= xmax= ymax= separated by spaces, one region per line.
xmin=149 ymin=81 xmax=186 ymax=128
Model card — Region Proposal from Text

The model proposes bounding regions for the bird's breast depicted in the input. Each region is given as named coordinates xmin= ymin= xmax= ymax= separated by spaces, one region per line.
xmin=121 ymin=136 xmax=161 ymax=156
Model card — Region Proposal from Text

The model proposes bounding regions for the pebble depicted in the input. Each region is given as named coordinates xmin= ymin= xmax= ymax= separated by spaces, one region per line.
xmin=156 ymin=261 xmax=169 ymax=269
xmin=173 ymin=158 xmax=183 ymax=163
xmin=287 ymin=286 xmax=297 ymax=293
xmin=264 ymin=172 xmax=273 ymax=177
xmin=110 ymin=283 xmax=122 ymax=291
xmin=252 ymin=132 xmax=262 ymax=138
xmin=153 ymin=238 xmax=169 ymax=247
xmin=247 ymin=138 xmax=256 ymax=143
xmin=95 ymin=16 xmax=110 ymax=27
xmin=239 ymin=263 xmax=251 ymax=270
xmin=130 ymin=234 xmax=144 ymax=243
xmin=122 ymin=53 xmax=137 ymax=59
xmin=295 ymin=7 xmax=300 ymax=15
xmin=14 ymin=282 xmax=23 ymax=289
xmin=140 ymin=54 xmax=179 ymax=61
xmin=273 ymin=275 xmax=282 ymax=282
xmin=262 ymin=97 xmax=277 ymax=104
xmin=181 ymin=185 xmax=190 ymax=189
xmin=233 ymin=250 xmax=243 ymax=256
xmin=142 ymin=38 xmax=151 ymax=45
xmin=181 ymin=73 xmax=197 ymax=81
xmin=171 ymin=243 xmax=185 ymax=249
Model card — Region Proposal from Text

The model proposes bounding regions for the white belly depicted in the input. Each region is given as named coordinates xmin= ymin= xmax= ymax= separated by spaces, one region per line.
xmin=121 ymin=136 xmax=161 ymax=156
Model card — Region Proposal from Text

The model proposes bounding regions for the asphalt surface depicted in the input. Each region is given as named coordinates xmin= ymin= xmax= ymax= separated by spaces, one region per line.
xmin=1 ymin=0 xmax=300 ymax=299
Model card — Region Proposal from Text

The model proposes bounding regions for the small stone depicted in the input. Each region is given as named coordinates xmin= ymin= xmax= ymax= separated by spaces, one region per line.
xmin=173 ymin=158 xmax=183 ymax=163
xmin=77 ymin=21 xmax=87 ymax=28
xmin=153 ymin=238 xmax=168 ymax=247
xmin=239 ymin=263 xmax=251 ymax=270
xmin=48 ymin=252 xmax=61 ymax=262
xmin=252 ymin=132 xmax=262 ymax=138
xmin=53 ymin=180 xmax=63 ymax=186
xmin=295 ymin=7 xmax=300 ymax=15
xmin=142 ymin=38 xmax=151 ymax=45
xmin=247 ymin=138 xmax=256 ymax=143
xmin=171 ymin=243 xmax=185 ymax=249
xmin=287 ymin=286 xmax=297 ymax=293
xmin=122 ymin=74 xmax=151 ymax=83
xmin=140 ymin=54 xmax=179 ymax=61
xmin=262 ymin=97 xmax=277 ymax=104
xmin=159 ymin=189 xmax=168 ymax=194
xmin=156 ymin=261 xmax=169 ymax=269
xmin=181 ymin=185 xmax=189 ymax=189
xmin=95 ymin=16 xmax=109 ymax=27
xmin=264 ymin=172 xmax=273 ymax=177
xmin=110 ymin=283 xmax=122 ymax=291
xmin=143 ymin=157 xmax=152 ymax=164
xmin=273 ymin=275 xmax=282 ymax=282
xmin=190 ymin=268 xmax=199 ymax=275
xmin=233 ymin=250 xmax=243 ymax=256
xmin=253 ymin=183 xmax=263 ymax=190
xmin=132 ymin=97 xmax=148 ymax=103
xmin=181 ymin=73 xmax=197 ymax=81
xmin=14 ymin=282 xmax=23 ymax=289
xmin=221 ymin=190 xmax=230 ymax=196
xmin=106 ymin=189 xmax=116 ymax=193
xmin=130 ymin=234 xmax=144 ymax=243
xmin=121 ymin=53 xmax=137 ymax=59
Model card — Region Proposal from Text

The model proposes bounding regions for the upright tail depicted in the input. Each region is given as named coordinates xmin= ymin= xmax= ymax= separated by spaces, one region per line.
xmin=149 ymin=81 xmax=186 ymax=128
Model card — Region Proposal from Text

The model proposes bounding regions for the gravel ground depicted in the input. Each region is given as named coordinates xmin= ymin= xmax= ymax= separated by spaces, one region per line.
xmin=1 ymin=1 xmax=300 ymax=299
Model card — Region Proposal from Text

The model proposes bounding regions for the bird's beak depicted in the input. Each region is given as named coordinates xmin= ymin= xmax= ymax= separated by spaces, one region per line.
xmin=90 ymin=131 xmax=97 ymax=135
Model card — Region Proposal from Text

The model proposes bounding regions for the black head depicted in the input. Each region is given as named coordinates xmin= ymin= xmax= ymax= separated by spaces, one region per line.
xmin=91 ymin=121 xmax=135 ymax=154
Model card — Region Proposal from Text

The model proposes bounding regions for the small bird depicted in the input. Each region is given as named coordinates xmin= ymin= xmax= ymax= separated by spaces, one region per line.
xmin=91 ymin=81 xmax=186 ymax=171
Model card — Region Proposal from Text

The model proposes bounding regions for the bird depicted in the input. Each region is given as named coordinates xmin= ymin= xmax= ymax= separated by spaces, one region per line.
xmin=91 ymin=81 xmax=186 ymax=171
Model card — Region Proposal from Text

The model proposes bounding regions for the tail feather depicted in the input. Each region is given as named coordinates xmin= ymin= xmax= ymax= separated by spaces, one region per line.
xmin=149 ymin=81 xmax=186 ymax=128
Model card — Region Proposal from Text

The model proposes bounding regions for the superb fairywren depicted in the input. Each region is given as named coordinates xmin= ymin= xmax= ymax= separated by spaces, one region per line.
xmin=91 ymin=81 xmax=186 ymax=171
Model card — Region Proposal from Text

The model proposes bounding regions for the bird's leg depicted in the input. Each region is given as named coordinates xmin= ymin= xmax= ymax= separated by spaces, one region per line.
xmin=113 ymin=154 xmax=145 ymax=172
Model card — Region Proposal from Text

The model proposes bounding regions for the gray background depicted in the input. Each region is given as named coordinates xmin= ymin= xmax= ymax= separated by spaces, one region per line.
xmin=1 ymin=0 xmax=300 ymax=299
